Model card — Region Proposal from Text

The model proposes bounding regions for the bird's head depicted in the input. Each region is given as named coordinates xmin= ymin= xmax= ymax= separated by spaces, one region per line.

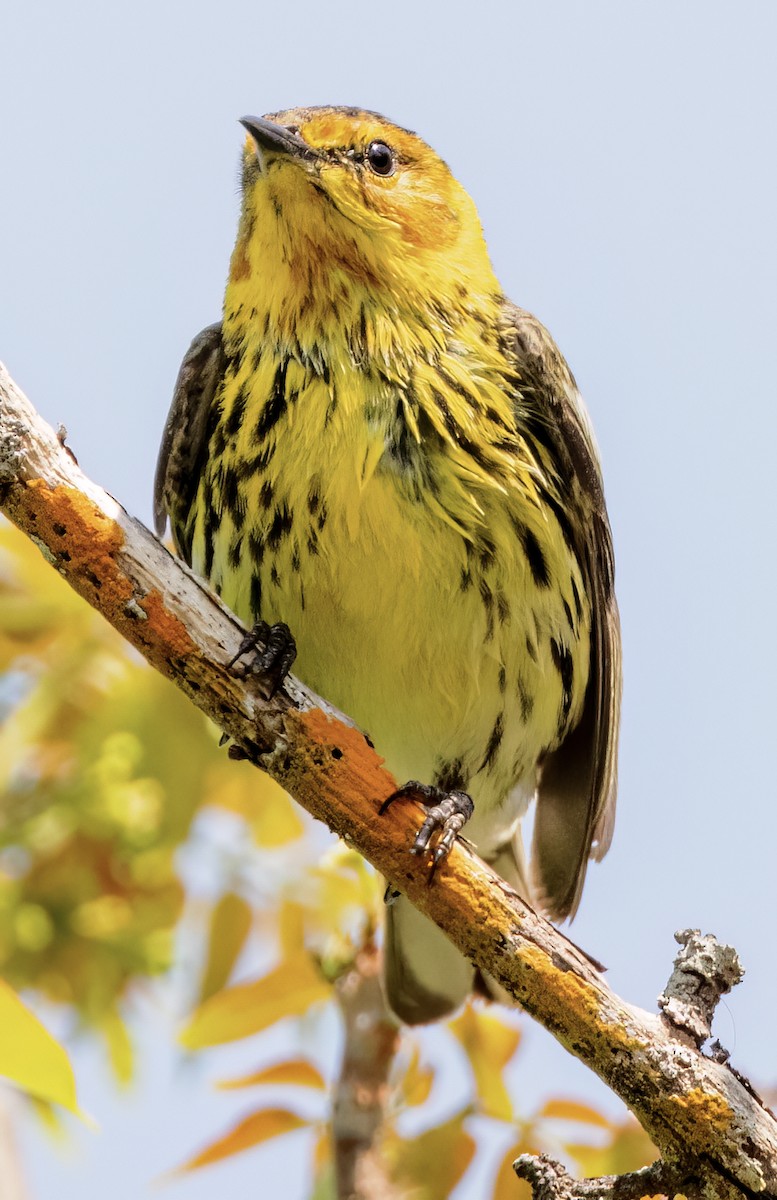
xmin=232 ymin=106 xmax=501 ymax=333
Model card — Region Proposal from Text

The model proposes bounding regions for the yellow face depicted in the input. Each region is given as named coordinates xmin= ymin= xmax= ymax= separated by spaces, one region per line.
xmin=236 ymin=106 xmax=498 ymax=307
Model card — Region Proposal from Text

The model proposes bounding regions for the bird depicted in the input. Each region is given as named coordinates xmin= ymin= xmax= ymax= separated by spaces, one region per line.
xmin=154 ymin=106 xmax=621 ymax=1025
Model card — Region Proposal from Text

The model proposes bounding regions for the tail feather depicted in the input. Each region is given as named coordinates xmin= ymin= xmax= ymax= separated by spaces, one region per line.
xmin=384 ymin=895 xmax=474 ymax=1025
xmin=383 ymin=832 xmax=532 ymax=1023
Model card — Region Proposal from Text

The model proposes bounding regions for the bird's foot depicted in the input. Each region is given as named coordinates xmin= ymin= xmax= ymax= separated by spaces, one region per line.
xmin=227 ymin=620 xmax=297 ymax=699
xmin=380 ymin=781 xmax=474 ymax=880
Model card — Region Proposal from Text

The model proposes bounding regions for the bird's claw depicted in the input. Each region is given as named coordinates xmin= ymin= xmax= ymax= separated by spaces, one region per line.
xmin=227 ymin=620 xmax=297 ymax=699
xmin=380 ymin=780 xmax=474 ymax=881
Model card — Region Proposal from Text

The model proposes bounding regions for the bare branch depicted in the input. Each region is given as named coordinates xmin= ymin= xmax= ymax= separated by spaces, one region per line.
xmin=2 ymin=362 xmax=777 ymax=1200
xmin=514 ymin=1154 xmax=676 ymax=1200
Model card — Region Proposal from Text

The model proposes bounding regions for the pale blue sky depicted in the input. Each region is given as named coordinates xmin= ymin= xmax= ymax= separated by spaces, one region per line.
xmin=2 ymin=1 xmax=777 ymax=1197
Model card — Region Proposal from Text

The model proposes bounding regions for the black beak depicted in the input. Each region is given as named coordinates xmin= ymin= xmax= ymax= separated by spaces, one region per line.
xmin=239 ymin=115 xmax=317 ymax=165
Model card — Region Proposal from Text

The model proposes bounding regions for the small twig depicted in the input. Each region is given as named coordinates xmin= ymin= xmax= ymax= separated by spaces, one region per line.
xmin=514 ymin=1154 xmax=680 ymax=1200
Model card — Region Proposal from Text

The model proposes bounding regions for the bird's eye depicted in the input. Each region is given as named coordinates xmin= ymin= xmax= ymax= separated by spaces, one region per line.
xmin=366 ymin=141 xmax=395 ymax=176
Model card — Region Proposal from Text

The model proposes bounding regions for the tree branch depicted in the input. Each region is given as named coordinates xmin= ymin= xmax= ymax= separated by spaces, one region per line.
xmin=514 ymin=1154 xmax=674 ymax=1200
xmin=332 ymin=934 xmax=401 ymax=1200
xmin=1 ymin=363 xmax=776 ymax=1200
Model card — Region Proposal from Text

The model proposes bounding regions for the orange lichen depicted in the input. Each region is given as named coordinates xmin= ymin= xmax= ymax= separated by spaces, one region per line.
xmin=23 ymin=481 xmax=130 ymax=605
xmin=510 ymin=942 xmax=607 ymax=1039
xmin=655 ymin=1086 xmax=734 ymax=1150
xmin=292 ymin=709 xmax=390 ymax=800
xmin=16 ymin=481 xmax=198 ymax=676
xmin=141 ymin=589 xmax=199 ymax=661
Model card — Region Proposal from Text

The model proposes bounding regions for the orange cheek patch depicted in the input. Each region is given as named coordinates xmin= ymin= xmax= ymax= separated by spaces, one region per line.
xmin=393 ymin=197 xmax=458 ymax=250
xmin=229 ymin=240 xmax=251 ymax=282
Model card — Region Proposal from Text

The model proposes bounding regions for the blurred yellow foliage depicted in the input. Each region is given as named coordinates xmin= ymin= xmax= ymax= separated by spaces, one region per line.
xmin=0 ymin=980 xmax=82 ymax=1117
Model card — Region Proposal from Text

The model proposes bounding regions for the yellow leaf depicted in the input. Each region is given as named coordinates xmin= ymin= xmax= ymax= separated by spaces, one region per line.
xmin=181 ymin=956 xmax=332 ymax=1049
xmin=449 ymin=1003 xmax=520 ymax=1121
xmin=401 ymin=1046 xmax=435 ymax=1108
xmin=0 ymin=980 xmax=83 ymax=1117
xmin=199 ymin=892 xmax=253 ymax=1003
xmin=539 ymin=1098 xmax=613 ymax=1129
xmin=278 ymin=901 xmax=306 ymax=957
xmin=218 ymin=1058 xmax=325 ymax=1091
xmin=205 ymin=766 xmax=303 ymax=847
xmin=565 ymin=1118 xmax=656 ymax=1177
xmin=176 ymin=1107 xmax=308 ymax=1172
xmin=492 ymin=1140 xmax=540 ymax=1200
xmin=389 ymin=1111 xmax=476 ymax=1200
xmin=99 ymin=1007 xmax=134 ymax=1086
xmin=250 ymin=784 xmax=304 ymax=847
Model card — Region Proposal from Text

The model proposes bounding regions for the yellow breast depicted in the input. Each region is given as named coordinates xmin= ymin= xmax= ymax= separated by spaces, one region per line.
xmin=186 ymin=327 xmax=590 ymax=850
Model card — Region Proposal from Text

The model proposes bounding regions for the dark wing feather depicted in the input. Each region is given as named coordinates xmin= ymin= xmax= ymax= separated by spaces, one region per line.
xmin=504 ymin=304 xmax=622 ymax=921
xmin=153 ymin=323 xmax=224 ymax=556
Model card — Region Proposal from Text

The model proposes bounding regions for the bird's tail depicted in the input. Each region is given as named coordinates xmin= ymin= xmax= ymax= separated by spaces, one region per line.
xmin=383 ymin=832 xmax=531 ymax=1024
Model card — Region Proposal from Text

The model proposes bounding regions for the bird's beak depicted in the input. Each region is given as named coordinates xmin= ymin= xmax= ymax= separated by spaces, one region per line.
xmin=239 ymin=116 xmax=318 ymax=169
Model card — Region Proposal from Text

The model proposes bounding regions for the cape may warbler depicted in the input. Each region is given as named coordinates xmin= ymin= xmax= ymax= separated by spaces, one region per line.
xmin=154 ymin=107 xmax=621 ymax=1024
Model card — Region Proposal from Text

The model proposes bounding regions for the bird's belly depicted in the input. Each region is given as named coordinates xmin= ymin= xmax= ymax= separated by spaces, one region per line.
xmin=206 ymin=468 xmax=589 ymax=854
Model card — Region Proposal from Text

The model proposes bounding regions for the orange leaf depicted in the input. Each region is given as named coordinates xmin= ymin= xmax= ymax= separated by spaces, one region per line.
xmin=181 ymin=955 xmax=331 ymax=1049
xmin=176 ymin=1107 xmax=308 ymax=1172
xmin=539 ymin=1098 xmax=613 ymax=1129
xmin=198 ymin=892 xmax=253 ymax=1003
xmin=218 ymin=1058 xmax=325 ymax=1091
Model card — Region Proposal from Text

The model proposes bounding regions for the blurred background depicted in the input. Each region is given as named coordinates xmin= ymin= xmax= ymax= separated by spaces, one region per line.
xmin=1 ymin=1 xmax=776 ymax=1196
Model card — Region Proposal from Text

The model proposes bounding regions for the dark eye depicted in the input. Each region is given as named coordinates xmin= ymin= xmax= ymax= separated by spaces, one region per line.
xmin=366 ymin=141 xmax=395 ymax=176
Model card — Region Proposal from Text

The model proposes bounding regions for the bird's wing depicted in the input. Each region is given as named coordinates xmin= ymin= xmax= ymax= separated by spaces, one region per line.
xmin=504 ymin=303 xmax=622 ymax=921
xmin=153 ymin=322 xmax=225 ymax=557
